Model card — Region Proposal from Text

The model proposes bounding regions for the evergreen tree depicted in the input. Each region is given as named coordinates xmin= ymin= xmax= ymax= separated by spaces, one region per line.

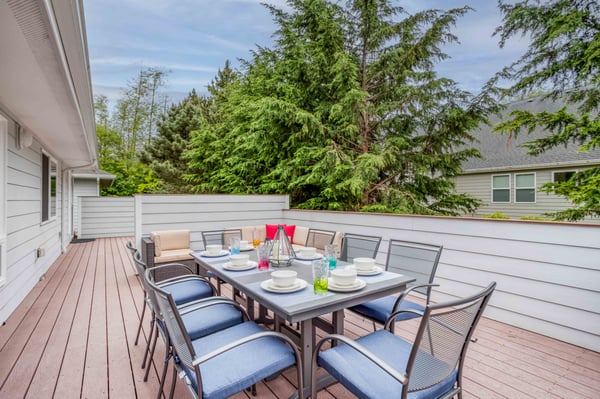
xmin=493 ymin=0 xmax=600 ymax=221
xmin=186 ymin=0 xmax=497 ymax=214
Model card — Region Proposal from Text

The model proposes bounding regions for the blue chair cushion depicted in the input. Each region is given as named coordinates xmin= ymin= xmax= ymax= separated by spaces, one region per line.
xmin=318 ymin=329 xmax=457 ymax=399
xmin=161 ymin=279 xmax=213 ymax=305
xmin=182 ymin=321 xmax=296 ymax=399
xmin=179 ymin=301 xmax=243 ymax=341
xmin=350 ymin=296 xmax=425 ymax=324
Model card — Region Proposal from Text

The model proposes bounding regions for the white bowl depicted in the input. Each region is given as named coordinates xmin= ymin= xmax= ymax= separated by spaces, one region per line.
xmin=354 ymin=257 xmax=376 ymax=271
xmin=240 ymin=240 xmax=250 ymax=249
xmin=299 ymin=247 xmax=317 ymax=258
xmin=330 ymin=268 xmax=357 ymax=286
xmin=206 ymin=244 xmax=222 ymax=255
xmin=271 ymin=270 xmax=297 ymax=287
xmin=230 ymin=254 xmax=249 ymax=266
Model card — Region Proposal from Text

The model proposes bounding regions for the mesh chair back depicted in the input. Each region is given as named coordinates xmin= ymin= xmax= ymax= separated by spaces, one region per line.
xmin=305 ymin=228 xmax=336 ymax=250
xmin=340 ymin=233 xmax=382 ymax=263
xmin=202 ymin=229 xmax=242 ymax=248
xmin=145 ymin=269 xmax=197 ymax=371
xmin=385 ymin=240 xmax=442 ymax=298
xmin=406 ymin=282 xmax=496 ymax=394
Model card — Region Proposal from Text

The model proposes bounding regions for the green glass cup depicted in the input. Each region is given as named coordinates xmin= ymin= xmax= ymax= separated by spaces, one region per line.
xmin=312 ymin=259 xmax=329 ymax=294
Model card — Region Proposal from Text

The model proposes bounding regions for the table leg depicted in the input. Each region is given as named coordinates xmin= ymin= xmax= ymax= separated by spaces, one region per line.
xmin=299 ymin=318 xmax=313 ymax=396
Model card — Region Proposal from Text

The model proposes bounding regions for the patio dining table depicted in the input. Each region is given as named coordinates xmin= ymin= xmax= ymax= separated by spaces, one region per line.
xmin=192 ymin=250 xmax=414 ymax=398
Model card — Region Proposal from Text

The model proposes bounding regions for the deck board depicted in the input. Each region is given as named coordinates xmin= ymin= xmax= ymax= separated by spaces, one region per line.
xmin=0 ymin=237 xmax=598 ymax=398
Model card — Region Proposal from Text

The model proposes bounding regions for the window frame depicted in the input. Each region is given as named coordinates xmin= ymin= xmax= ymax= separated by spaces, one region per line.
xmin=553 ymin=170 xmax=577 ymax=183
xmin=515 ymin=172 xmax=536 ymax=203
xmin=41 ymin=151 xmax=58 ymax=223
xmin=491 ymin=174 xmax=511 ymax=203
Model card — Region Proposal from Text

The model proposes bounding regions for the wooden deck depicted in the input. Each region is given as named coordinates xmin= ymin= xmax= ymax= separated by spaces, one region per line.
xmin=0 ymin=237 xmax=598 ymax=398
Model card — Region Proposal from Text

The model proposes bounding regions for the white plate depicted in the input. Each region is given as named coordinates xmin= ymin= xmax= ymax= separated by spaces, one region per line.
xmin=354 ymin=265 xmax=383 ymax=276
xmin=223 ymin=261 xmax=257 ymax=271
xmin=295 ymin=254 xmax=324 ymax=261
xmin=261 ymin=279 xmax=307 ymax=293
xmin=327 ymin=278 xmax=366 ymax=292
xmin=200 ymin=250 xmax=229 ymax=258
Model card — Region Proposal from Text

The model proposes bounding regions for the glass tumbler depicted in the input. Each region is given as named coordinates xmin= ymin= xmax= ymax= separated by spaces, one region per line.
xmin=312 ymin=259 xmax=329 ymax=294
xmin=325 ymin=244 xmax=338 ymax=270
xmin=256 ymin=244 xmax=270 ymax=270
xmin=230 ymin=237 xmax=241 ymax=255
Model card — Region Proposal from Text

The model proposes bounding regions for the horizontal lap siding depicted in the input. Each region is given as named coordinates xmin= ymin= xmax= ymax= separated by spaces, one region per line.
xmin=284 ymin=209 xmax=600 ymax=351
xmin=79 ymin=197 xmax=135 ymax=238
xmin=1 ymin=117 xmax=63 ymax=324
xmin=72 ymin=179 xmax=98 ymax=237
xmin=137 ymin=194 xmax=289 ymax=250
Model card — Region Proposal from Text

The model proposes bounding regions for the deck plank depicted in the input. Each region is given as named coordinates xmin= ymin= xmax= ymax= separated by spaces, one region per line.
xmin=0 ymin=237 xmax=598 ymax=399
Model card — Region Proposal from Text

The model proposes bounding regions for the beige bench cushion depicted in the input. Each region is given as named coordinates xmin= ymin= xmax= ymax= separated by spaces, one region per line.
xmin=293 ymin=226 xmax=309 ymax=246
xmin=154 ymin=248 xmax=193 ymax=264
xmin=150 ymin=229 xmax=190 ymax=257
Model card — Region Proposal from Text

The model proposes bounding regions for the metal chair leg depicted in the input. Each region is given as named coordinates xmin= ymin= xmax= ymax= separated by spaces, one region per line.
xmin=168 ymin=366 xmax=177 ymax=399
xmin=144 ymin=324 xmax=160 ymax=381
xmin=141 ymin=318 xmax=156 ymax=369
xmin=134 ymin=300 xmax=147 ymax=345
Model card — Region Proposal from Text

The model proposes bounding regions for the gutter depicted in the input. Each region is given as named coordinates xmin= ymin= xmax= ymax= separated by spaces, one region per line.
xmin=462 ymin=158 xmax=600 ymax=174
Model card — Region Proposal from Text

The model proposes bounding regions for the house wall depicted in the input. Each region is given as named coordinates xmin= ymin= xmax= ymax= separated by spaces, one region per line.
xmin=132 ymin=194 xmax=600 ymax=351
xmin=0 ymin=112 xmax=64 ymax=324
xmin=72 ymin=178 xmax=99 ymax=238
xmin=454 ymin=168 xmax=599 ymax=223
xmin=79 ymin=196 xmax=135 ymax=239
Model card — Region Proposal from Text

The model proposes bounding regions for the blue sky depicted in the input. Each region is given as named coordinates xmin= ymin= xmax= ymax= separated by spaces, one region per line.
xmin=84 ymin=0 xmax=529 ymax=106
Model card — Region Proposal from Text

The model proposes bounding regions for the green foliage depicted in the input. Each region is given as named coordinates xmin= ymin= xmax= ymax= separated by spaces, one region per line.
xmin=520 ymin=216 xmax=551 ymax=221
xmin=493 ymin=0 xmax=600 ymax=221
xmin=185 ymin=0 xmax=495 ymax=215
xmin=484 ymin=212 xmax=510 ymax=219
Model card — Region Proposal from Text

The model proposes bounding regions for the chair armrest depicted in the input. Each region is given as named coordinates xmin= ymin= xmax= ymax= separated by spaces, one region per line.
xmin=142 ymin=237 xmax=155 ymax=269
xmin=313 ymin=334 xmax=407 ymax=385
xmin=179 ymin=297 xmax=250 ymax=321
xmin=384 ymin=309 xmax=425 ymax=331
xmin=392 ymin=283 xmax=440 ymax=312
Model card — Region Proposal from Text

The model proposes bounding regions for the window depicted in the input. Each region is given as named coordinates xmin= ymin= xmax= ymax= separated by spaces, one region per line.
xmin=42 ymin=153 xmax=57 ymax=222
xmin=554 ymin=170 xmax=576 ymax=183
xmin=515 ymin=173 xmax=536 ymax=203
xmin=492 ymin=174 xmax=510 ymax=202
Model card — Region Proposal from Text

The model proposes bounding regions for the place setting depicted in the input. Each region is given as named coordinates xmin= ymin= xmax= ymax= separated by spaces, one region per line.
xmin=222 ymin=254 xmax=257 ymax=271
xmin=294 ymin=246 xmax=323 ymax=261
xmin=327 ymin=267 xmax=366 ymax=292
xmin=261 ymin=270 xmax=307 ymax=293
xmin=351 ymin=257 xmax=383 ymax=276
xmin=200 ymin=244 xmax=229 ymax=258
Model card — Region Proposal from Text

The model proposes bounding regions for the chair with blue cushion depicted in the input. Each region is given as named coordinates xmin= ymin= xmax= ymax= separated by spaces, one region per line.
xmin=201 ymin=229 xmax=242 ymax=295
xmin=312 ymin=282 xmax=496 ymax=399
xmin=349 ymin=239 xmax=443 ymax=333
xmin=147 ymin=268 xmax=305 ymax=399
xmin=142 ymin=261 xmax=245 ymax=399
xmin=339 ymin=233 xmax=382 ymax=263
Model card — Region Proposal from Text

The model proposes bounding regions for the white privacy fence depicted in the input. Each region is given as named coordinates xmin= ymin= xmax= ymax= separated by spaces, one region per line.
xmin=79 ymin=194 xmax=600 ymax=351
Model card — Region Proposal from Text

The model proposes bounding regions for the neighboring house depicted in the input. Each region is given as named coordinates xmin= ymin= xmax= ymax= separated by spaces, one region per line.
xmin=0 ymin=1 xmax=97 ymax=323
xmin=72 ymin=169 xmax=115 ymax=239
xmin=455 ymin=96 xmax=600 ymax=223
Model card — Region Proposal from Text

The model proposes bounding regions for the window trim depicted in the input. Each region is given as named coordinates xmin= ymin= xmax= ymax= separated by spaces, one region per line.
xmin=41 ymin=151 xmax=58 ymax=224
xmin=552 ymin=170 xmax=577 ymax=183
xmin=515 ymin=172 xmax=536 ymax=203
xmin=491 ymin=174 xmax=511 ymax=203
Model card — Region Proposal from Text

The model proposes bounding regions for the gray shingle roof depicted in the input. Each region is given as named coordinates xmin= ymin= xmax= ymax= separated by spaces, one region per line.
xmin=462 ymin=96 xmax=600 ymax=172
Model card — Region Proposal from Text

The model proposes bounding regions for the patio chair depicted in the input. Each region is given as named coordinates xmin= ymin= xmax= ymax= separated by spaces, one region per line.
xmin=129 ymin=248 xmax=218 ymax=367
xmin=142 ymin=262 xmax=245 ymax=399
xmin=339 ymin=233 xmax=382 ymax=263
xmin=147 ymin=268 xmax=305 ymax=399
xmin=349 ymin=239 xmax=443 ymax=332
xmin=305 ymin=228 xmax=336 ymax=251
xmin=311 ymin=282 xmax=496 ymax=399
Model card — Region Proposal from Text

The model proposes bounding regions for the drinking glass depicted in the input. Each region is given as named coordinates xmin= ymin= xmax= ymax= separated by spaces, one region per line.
xmin=256 ymin=244 xmax=270 ymax=271
xmin=230 ymin=237 xmax=241 ymax=255
xmin=325 ymin=244 xmax=338 ymax=270
xmin=252 ymin=230 xmax=261 ymax=248
xmin=312 ymin=259 xmax=329 ymax=295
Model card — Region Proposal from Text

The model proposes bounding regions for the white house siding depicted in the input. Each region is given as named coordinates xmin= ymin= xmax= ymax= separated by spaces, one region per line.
xmin=79 ymin=196 xmax=135 ymax=239
xmin=135 ymin=194 xmax=290 ymax=251
xmin=72 ymin=178 xmax=99 ymax=238
xmin=454 ymin=168 xmax=599 ymax=223
xmin=0 ymin=114 xmax=64 ymax=324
